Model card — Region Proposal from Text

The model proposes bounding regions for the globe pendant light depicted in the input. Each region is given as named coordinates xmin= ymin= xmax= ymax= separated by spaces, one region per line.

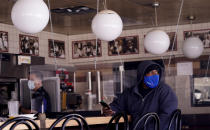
xmin=91 ymin=10 xmax=123 ymax=41
xmin=183 ymin=37 xmax=204 ymax=59
xmin=143 ymin=2 xmax=170 ymax=55
xmin=144 ymin=30 xmax=170 ymax=55
xmin=11 ymin=0 xmax=49 ymax=34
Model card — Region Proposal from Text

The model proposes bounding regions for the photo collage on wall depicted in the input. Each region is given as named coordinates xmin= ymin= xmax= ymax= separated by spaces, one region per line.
xmin=2 ymin=28 xmax=210 ymax=59
xmin=19 ymin=34 xmax=39 ymax=56
xmin=0 ymin=31 xmax=9 ymax=52
xmin=49 ymin=39 xmax=65 ymax=59
xmin=108 ymin=36 xmax=139 ymax=56
xmin=72 ymin=39 xmax=101 ymax=59
xmin=184 ymin=29 xmax=210 ymax=48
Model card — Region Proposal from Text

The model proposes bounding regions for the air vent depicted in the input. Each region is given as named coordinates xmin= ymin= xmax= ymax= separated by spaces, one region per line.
xmin=51 ymin=6 xmax=96 ymax=15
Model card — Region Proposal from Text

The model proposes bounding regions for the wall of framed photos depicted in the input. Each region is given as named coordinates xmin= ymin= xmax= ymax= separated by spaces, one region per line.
xmin=1 ymin=22 xmax=210 ymax=66
xmin=0 ymin=23 xmax=70 ymax=66
xmin=69 ymin=22 xmax=210 ymax=65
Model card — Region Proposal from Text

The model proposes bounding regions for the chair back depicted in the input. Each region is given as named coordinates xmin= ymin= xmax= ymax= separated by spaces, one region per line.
xmin=106 ymin=112 xmax=129 ymax=130
xmin=168 ymin=109 xmax=182 ymax=130
xmin=49 ymin=114 xmax=89 ymax=130
xmin=133 ymin=113 xmax=160 ymax=130
xmin=0 ymin=116 xmax=39 ymax=130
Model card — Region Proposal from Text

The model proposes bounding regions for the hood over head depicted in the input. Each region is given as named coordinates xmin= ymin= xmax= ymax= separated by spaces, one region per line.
xmin=136 ymin=60 xmax=164 ymax=86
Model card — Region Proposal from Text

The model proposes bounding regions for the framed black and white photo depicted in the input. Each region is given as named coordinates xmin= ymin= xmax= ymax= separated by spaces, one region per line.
xmin=144 ymin=32 xmax=177 ymax=53
xmin=0 ymin=31 xmax=9 ymax=52
xmin=168 ymin=32 xmax=177 ymax=51
xmin=72 ymin=39 xmax=101 ymax=59
xmin=184 ymin=29 xmax=210 ymax=48
xmin=19 ymin=34 xmax=39 ymax=56
xmin=192 ymin=76 xmax=210 ymax=107
xmin=48 ymin=39 xmax=65 ymax=59
xmin=108 ymin=36 xmax=139 ymax=56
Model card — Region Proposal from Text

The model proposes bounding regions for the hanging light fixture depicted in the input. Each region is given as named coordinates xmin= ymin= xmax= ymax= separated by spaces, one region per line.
xmin=183 ymin=15 xmax=204 ymax=59
xmin=183 ymin=37 xmax=204 ymax=59
xmin=144 ymin=30 xmax=170 ymax=54
xmin=11 ymin=0 xmax=49 ymax=34
xmin=91 ymin=0 xmax=123 ymax=41
xmin=144 ymin=1 xmax=170 ymax=55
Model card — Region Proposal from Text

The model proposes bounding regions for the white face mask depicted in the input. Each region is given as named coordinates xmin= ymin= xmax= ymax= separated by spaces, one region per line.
xmin=28 ymin=80 xmax=35 ymax=90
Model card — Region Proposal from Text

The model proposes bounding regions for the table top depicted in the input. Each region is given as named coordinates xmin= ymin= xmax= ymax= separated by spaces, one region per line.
xmin=0 ymin=116 xmax=131 ymax=130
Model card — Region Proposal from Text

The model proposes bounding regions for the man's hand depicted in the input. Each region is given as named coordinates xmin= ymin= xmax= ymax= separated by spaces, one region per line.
xmin=102 ymin=107 xmax=115 ymax=116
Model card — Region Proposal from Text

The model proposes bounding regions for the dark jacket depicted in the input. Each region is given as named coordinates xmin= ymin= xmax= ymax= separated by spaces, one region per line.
xmin=110 ymin=60 xmax=178 ymax=130
xmin=31 ymin=87 xmax=51 ymax=113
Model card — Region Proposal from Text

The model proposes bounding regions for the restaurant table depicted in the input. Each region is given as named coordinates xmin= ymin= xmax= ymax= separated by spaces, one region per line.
xmin=0 ymin=116 xmax=131 ymax=130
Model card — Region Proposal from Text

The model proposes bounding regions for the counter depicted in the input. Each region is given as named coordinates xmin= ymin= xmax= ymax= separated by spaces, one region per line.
xmin=0 ymin=116 xmax=131 ymax=129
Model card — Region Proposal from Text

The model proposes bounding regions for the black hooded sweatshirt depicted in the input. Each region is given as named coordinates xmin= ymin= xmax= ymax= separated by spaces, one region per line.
xmin=110 ymin=60 xmax=178 ymax=130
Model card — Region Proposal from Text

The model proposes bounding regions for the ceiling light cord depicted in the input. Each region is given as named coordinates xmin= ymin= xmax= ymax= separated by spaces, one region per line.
xmin=190 ymin=20 xmax=194 ymax=36
xmin=205 ymin=56 xmax=210 ymax=78
xmin=103 ymin=0 xmax=107 ymax=10
xmin=94 ymin=0 xmax=100 ymax=70
xmin=47 ymin=0 xmax=58 ymax=70
xmin=115 ymin=39 xmax=124 ymax=67
xmin=154 ymin=6 xmax=158 ymax=26
xmin=167 ymin=0 xmax=184 ymax=74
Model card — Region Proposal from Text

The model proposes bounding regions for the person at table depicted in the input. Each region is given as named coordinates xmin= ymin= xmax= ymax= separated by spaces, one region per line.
xmin=103 ymin=60 xmax=178 ymax=130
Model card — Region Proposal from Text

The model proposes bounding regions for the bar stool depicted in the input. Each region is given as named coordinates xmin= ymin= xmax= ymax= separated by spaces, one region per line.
xmin=133 ymin=113 xmax=160 ymax=130
xmin=168 ymin=109 xmax=182 ymax=130
xmin=106 ymin=112 xmax=129 ymax=130
xmin=0 ymin=116 xmax=39 ymax=130
xmin=49 ymin=114 xmax=89 ymax=130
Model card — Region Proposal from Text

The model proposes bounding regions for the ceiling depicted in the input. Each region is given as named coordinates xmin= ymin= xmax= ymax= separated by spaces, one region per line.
xmin=0 ymin=0 xmax=210 ymax=35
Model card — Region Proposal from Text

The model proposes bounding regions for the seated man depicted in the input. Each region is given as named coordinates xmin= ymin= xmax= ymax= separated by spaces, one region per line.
xmin=20 ymin=71 xmax=51 ymax=114
xmin=103 ymin=60 xmax=178 ymax=130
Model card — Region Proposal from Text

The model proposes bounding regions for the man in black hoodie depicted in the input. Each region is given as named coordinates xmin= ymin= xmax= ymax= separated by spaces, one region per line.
xmin=103 ymin=60 xmax=178 ymax=130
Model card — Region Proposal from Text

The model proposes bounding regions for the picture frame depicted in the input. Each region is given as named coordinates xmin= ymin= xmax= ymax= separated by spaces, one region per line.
xmin=192 ymin=76 xmax=210 ymax=107
xmin=144 ymin=32 xmax=177 ymax=53
xmin=0 ymin=31 xmax=9 ymax=52
xmin=72 ymin=39 xmax=102 ymax=59
xmin=108 ymin=35 xmax=139 ymax=56
xmin=19 ymin=34 xmax=39 ymax=56
xmin=184 ymin=29 xmax=210 ymax=48
xmin=48 ymin=39 xmax=65 ymax=59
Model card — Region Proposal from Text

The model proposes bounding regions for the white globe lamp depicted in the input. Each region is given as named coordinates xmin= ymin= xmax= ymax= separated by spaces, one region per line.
xmin=91 ymin=10 xmax=123 ymax=41
xmin=144 ymin=30 xmax=170 ymax=55
xmin=183 ymin=37 xmax=204 ymax=59
xmin=11 ymin=0 xmax=49 ymax=34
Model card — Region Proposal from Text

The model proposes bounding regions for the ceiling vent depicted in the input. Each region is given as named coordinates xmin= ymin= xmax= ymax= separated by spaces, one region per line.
xmin=51 ymin=6 xmax=96 ymax=15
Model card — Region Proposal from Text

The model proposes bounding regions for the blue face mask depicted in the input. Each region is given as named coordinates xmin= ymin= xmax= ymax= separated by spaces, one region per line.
xmin=144 ymin=75 xmax=160 ymax=88
xmin=28 ymin=80 xmax=35 ymax=90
